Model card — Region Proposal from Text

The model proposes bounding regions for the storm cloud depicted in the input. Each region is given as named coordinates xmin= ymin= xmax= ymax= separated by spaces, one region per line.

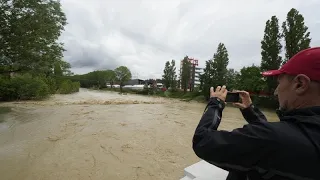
xmin=59 ymin=0 xmax=320 ymax=79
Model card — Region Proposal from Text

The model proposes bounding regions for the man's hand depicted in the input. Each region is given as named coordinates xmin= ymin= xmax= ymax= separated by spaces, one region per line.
xmin=233 ymin=90 xmax=252 ymax=109
xmin=210 ymin=85 xmax=228 ymax=102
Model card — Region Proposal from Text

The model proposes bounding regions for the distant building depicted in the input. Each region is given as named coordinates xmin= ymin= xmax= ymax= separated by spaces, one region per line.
xmin=179 ymin=57 xmax=202 ymax=91
xmin=156 ymin=83 xmax=163 ymax=88
xmin=124 ymin=79 xmax=145 ymax=85
xmin=194 ymin=67 xmax=204 ymax=86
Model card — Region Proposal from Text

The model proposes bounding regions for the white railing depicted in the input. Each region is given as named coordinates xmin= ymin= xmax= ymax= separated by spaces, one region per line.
xmin=180 ymin=160 xmax=228 ymax=180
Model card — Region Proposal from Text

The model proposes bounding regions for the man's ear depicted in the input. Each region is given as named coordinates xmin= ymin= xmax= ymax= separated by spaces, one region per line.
xmin=294 ymin=74 xmax=311 ymax=95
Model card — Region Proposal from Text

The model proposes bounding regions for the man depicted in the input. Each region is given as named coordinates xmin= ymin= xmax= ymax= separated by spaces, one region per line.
xmin=192 ymin=47 xmax=320 ymax=180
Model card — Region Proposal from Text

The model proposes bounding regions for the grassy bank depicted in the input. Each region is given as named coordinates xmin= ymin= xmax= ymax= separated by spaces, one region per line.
xmin=100 ymin=88 xmax=207 ymax=102
xmin=100 ymin=87 xmax=279 ymax=110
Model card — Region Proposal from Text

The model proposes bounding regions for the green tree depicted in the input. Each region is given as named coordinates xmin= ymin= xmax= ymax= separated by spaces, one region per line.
xmin=95 ymin=71 xmax=108 ymax=88
xmin=237 ymin=65 xmax=266 ymax=93
xmin=71 ymin=70 xmax=116 ymax=89
xmin=162 ymin=59 xmax=177 ymax=90
xmin=201 ymin=43 xmax=229 ymax=99
xmin=94 ymin=70 xmax=116 ymax=88
xmin=180 ymin=56 xmax=191 ymax=93
xmin=200 ymin=59 xmax=214 ymax=100
xmin=162 ymin=61 xmax=171 ymax=88
xmin=114 ymin=66 xmax=132 ymax=92
xmin=169 ymin=60 xmax=177 ymax=90
xmin=54 ymin=62 xmax=63 ymax=76
xmin=70 ymin=72 xmax=97 ymax=88
xmin=212 ymin=43 xmax=229 ymax=86
xmin=0 ymin=0 xmax=67 ymax=74
xmin=261 ymin=16 xmax=282 ymax=93
xmin=105 ymin=70 xmax=116 ymax=88
xmin=282 ymin=8 xmax=311 ymax=62
xmin=200 ymin=43 xmax=230 ymax=99
xmin=225 ymin=68 xmax=239 ymax=91
xmin=58 ymin=60 xmax=72 ymax=76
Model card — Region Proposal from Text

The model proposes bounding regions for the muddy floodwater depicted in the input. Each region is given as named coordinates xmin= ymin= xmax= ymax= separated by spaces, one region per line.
xmin=0 ymin=89 xmax=278 ymax=180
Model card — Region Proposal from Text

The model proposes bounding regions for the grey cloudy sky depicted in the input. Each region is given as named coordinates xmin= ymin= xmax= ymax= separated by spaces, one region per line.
xmin=59 ymin=0 xmax=320 ymax=79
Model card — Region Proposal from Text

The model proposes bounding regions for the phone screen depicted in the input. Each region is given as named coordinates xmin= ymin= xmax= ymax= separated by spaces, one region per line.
xmin=225 ymin=92 xmax=240 ymax=102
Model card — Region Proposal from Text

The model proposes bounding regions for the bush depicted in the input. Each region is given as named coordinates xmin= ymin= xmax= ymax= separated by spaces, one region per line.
xmin=42 ymin=76 xmax=57 ymax=94
xmin=72 ymin=81 xmax=80 ymax=92
xmin=0 ymin=77 xmax=16 ymax=100
xmin=182 ymin=91 xmax=201 ymax=99
xmin=0 ymin=74 xmax=81 ymax=101
xmin=193 ymin=95 xmax=206 ymax=102
xmin=164 ymin=91 xmax=183 ymax=98
xmin=163 ymin=90 xmax=172 ymax=97
xmin=13 ymin=76 xmax=49 ymax=100
xmin=135 ymin=89 xmax=149 ymax=95
xmin=57 ymin=79 xmax=80 ymax=94
xmin=0 ymin=74 xmax=50 ymax=100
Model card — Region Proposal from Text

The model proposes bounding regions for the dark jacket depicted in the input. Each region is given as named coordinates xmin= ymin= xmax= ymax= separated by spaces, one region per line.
xmin=192 ymin=97 xmax=320 ymax=180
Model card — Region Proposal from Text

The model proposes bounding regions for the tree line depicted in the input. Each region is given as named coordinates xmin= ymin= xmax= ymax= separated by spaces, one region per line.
xmin=68 ymin=66 xmax=132 ymax=92
xmin=162 ymin=8 xmax=311 ymax=108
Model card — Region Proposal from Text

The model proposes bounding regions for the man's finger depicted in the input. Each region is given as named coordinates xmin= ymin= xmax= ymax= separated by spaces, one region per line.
xmin=233 ymin=102 xmax=243 ymax=107
xmin=223 ymin=86 xmax=228 ymax=95
xmin=216 ymin=86 xmax=221 ymax=92
xmin=221 ymin=85 xmax=226 ymax=92
xmin=210 ymin=87 xmax=214 ymax=93
xmin=233 ymin=90 xmax=242 ymax=94
xmin=238 ymin=91 xmax=248 ymax=96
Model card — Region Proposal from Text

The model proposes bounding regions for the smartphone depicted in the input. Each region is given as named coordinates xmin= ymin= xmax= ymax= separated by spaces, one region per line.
xmin=225 ymin=92 xmax=240 ymax=102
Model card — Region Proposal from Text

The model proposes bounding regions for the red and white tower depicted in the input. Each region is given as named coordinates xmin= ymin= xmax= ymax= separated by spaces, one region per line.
xmin=179 ymin=57 xmax=199 ymax=91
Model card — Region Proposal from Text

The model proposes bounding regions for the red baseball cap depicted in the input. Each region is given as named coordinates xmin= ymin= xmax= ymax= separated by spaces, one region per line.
xmin=262 ymin=47 xmax=320 ymax=81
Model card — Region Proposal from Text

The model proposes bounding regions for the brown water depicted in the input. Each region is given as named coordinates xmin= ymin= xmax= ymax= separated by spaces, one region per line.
xmin=0 ymin=89 xmax=278 ymax=180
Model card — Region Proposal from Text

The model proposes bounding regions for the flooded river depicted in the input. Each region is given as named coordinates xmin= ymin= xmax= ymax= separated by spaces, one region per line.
xmin=0 ymin=89 xmax=278 ymax=180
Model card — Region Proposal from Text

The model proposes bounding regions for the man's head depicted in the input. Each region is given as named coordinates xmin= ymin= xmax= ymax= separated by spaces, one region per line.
xmin=262 ymin=47 xmax=320 ymax=110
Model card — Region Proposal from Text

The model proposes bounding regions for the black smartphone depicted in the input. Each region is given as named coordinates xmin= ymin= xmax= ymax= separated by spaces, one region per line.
xmin=225 ymin=92 xmax=240 ymax=102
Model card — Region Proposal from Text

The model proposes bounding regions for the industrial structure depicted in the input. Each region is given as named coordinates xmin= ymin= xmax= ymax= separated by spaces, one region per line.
xmin=194 ymin=67 xmax=204 ymax=86
xmin=124 ymin=79 xmax=145 ymax=85
xmin=179 ymin=57 xmax=203 ymax=91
